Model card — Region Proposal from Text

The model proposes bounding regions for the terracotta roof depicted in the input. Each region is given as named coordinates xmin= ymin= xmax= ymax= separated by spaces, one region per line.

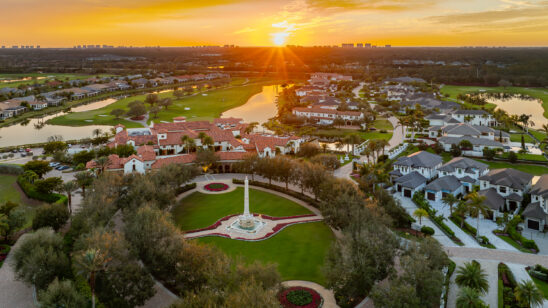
xmin=218 ymin=151 xmax=252 ymax=161
xmin=292 ymin=106 xmax=362 ymax=117
xmin=151 ymin=154 xmax=196 ymax=169
xmin=137 ymin=145 xmax=156 ymax=161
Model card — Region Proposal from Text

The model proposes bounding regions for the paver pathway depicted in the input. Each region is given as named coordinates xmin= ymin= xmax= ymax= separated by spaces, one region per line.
xmin=0 ymin=234 xmax=35 ymax=308
xmin=444 ymin=247 xmax=548 ymax=268
xmin=477 ymin=259 xmax=499 ymax=308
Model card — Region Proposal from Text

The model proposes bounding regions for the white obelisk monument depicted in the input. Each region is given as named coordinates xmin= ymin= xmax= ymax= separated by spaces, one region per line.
xmin=238 ymin=176 xmax=255 ymax=228
xmin=244 ymin=176 xmax=250 ymax=217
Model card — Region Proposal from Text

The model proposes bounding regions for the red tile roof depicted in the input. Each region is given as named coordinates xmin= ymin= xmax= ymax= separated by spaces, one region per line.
xmin=137 ymin=145 xmax=156 ymax=161
xmin=151 ymin=154 xmax=196 ymax=169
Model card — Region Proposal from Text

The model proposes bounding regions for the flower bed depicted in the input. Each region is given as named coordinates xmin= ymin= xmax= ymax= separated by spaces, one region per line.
xmin=0 ymin=244 xmax=11 ymax=268
xmin=279 ymin=286 xmax=323 ymax=308
xmin=204 ymin=182 xmax=229 ymax=192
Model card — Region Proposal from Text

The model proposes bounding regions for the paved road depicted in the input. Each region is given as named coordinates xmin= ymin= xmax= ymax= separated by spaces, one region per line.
xmin=445 ymin=247 xmax=548 ymax=268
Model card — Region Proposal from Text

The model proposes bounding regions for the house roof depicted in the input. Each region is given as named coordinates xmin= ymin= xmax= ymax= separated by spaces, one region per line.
xmin=506 ymin=193 xmax=523 ymax=202
xmin=439 ymin=136 xmax=503 ymax=147
xmin=530 ymin=174 xmax=548 ymax=198
xmin=522 ymin=202 xmax=547 ymax=220
xmin=438 ymin=157 xmax=489 ymax=174
xmin=151 ymin=154 xmax=196 ymax=169
xmin=426 ymin=175 xmax=462 ymax=192
xmin=394 ymin=151 xmax=442 ymax=169
xmin=137 ymin=145 xmax=156 ymax=161
xmin=478 ymin=188 xmax=505 ymax=211
xmin=394 ymin=171 xmax=427 ymax=189
xmin=442 ymin=123 xmax=494 ymax=136
xmin=454 ymin=109 xmax=488 ymax=115
xmin=479 ymin=168 xmax=533 ymax=190
xmin=459 ymin=176 xmax=477 ymax=183
xmin=389 ymin=169 xmax=403 ymax=177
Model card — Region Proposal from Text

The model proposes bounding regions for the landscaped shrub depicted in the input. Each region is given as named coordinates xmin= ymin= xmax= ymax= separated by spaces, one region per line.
xmin=203 ymin=183 xmax=229 ymax=192
xmin=421 ymin=225 xmax=435 ymax=235
xmin=17 ymin=175 xmax=67 ymax=204
xmin=175 ymin=183 xmax=196 ymax=195
xmin=505 ymin=216 xmax=539 ymax=252
xmin=412 ymin=192 xmax=461 ymax=244
xmin=287 ymin=289 xmax=313 ymax=306
xmin=529 ymin=270 xmax=548 ymax=282
xmin=0 ymin=164 xmax=24 ymax=175
xmin=534 ymin=264 xmax=548 ymax=276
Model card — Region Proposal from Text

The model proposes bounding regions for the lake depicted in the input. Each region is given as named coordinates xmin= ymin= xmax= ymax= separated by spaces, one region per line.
xmin=0 ymin=98 xmax=117 ymax=147
xmin=222 ymin=85 xmax=284 ymax=124
xmin=485 ymin=93 xmax=547 ymax=129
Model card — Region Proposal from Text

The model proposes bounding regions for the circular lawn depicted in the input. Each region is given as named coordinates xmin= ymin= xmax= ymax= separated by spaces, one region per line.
xmin=172 ymin=187 xmax=334 ymax=285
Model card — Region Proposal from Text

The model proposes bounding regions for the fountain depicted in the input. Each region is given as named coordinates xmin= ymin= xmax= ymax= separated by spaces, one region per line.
xmin=227 ymin=177 xmax=265 ymax=233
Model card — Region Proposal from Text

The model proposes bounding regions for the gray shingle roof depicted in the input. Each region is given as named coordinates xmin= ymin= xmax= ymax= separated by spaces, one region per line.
xmin=479 ymin=168 xmax=533 ymax=190
xmin=442 ymin=123 xmax=494 ymax=136
xmin=439 ymin=136 xmax=503 ymax=147
xmin=478 ymin=188 xmax=505 ymax=211
xmin=425 ymin=175 xmax=462 ymax=192
xmin=394 ymin=151 xmax=442 ymax=169
xmin=438 ymin=157 xmax=489 ymax=174
xmin=530 ymin=174 xmax=548 ymax=198
xmin=394 ymin=171 xmax=427 ymax=189
xmin=522 ymin=202 xmax=547 ymax=220
xmin=454 ymin=109 xmax=488 ymax=115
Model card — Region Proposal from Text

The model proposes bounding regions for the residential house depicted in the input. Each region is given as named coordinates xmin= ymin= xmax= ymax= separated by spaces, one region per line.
xmin=390 ymin=151 xmax=443 ymax=181
xmin=479 ymin=168 xmax=533 ymax=215
xmin=425 ymin=175 xmax=464 ymax=202
xmin=394 ymin=171 xmax=427 ymax=198
xmin=452 ymin=110 xmax=496 ymax=126
xmin=437 ymin=157 xmax=489 ymax=193
xmin=522 ymin=175 xmax=548 ymax=230
xmin=28 ymin=100 xmax=48 ymax=110
xmin=292 ymin=106 xmax=364 ymax=125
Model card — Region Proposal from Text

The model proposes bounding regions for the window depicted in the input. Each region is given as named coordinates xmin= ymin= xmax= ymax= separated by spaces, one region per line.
xmin=499 ymin=186 xmax=506 ymax=194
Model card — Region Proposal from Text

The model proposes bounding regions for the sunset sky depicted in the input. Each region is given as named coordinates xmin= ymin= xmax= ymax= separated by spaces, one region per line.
xmin=1 ymin=0 xmax=547 ymax=47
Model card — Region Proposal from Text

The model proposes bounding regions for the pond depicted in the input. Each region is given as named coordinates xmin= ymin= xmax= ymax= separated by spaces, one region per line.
xmin=0 ymin=98 xmax=117 ymax=147
xmin=222 ymin=85 xmax=285 ymax=124
xmin=484 ymin=93 xmax=547 ymax=129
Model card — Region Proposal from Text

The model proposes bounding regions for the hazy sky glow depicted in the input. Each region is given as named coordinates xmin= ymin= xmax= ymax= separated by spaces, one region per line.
xmin=1 ymin=0 xmax=547 ymax=47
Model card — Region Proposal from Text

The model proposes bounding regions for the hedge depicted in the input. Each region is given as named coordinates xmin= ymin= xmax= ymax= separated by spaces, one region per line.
xmin=0 ymin=164 xmax=23 ymax=175
xmin=16 ymin=175 xmax=67 ymax=204
xmin=450 ymin=215 xmax=495 ymax=248
xmin=175 ymin=183 xmax=197 ymax=195
xmin=421 ymin=225 xmax=435 ymax=236
xmin=411 ymin=192 xmax=463 ymax=245
xmin=506 ymin=216 xmax=539 ymax=251
xmin=232 ymin=178 xmax=320 ymax=208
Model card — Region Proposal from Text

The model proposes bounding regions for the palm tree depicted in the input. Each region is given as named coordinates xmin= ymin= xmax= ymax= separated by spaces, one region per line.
xmin=74 ymin=249 xmax=110 ymax=308
xmin=453 ymin=201 xmax=469 ymax=228
xmin=376 ymin=139 xmax=389 ymax=156
xmin=541 ymin=124 xmax=548 ymax=136
xmin=413 ymin=208 xmax=428 ymax=225
xmin=181 ymin=135 xmax=190 ymax=154
xmin=455 ymin=261 xmax=489 ymax=293
xmin=442 ymin=194 xmax=459 ymax=216
xmin=456 ymin=286 xmax=488 ymax=308
xmin=92 ymin=128 xmax=102 ymax=138
xmin=515 ymin=280 xmax=544 ymax=308
xmin=344 ymin=134 xmax=363 ymax=156
xmin=465 ymin=192 xmax=488 ymax=237
xmin=93 ymin=156 xmax=110 ymax=175
xmin=59 ymin=180 xmax=78 ymax=215
xmin=74 ymin=171 xmax=94 ymax=198
xmin=202 ymin=136 xmax=214 ymax=150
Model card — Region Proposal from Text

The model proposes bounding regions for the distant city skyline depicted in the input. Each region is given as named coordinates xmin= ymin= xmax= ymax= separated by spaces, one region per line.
xmin=0 ymin=0 xmax=547 ymax=47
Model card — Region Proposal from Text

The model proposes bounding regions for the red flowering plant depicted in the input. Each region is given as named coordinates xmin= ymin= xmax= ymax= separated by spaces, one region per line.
xmin=204 ymin=183 xmax=229 ymax=192
xmin=279 ymin=286 xmax=323 ymax=308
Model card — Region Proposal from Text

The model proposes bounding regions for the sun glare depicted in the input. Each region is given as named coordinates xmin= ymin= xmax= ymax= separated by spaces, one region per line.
xmin=271 ymin=32 xmax=289 ymax=46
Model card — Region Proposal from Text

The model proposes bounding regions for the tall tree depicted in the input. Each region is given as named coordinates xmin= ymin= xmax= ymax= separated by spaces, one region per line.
xmin=74 ymin=248 xmax=111 ymax=308
xmin=465 ymin=192 xmax=488 ymax=237
xmin=455 ymin=261 xmax=489 ymax=293
xmin=514 ymin=280 xmax=544 ymax=308
xmin=456 ymin=286 xmax=488 ymax=308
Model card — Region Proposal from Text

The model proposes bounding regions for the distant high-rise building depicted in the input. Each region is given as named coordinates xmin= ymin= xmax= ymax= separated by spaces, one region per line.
xmin=95 ymin=45 xmax=100 ymax=48
xmin=12 ymin=45 xmax=18 ymax=49
xmin=365 ymin=43 xmax=371 ymax=48
xmin=1 ymin=46 xmax=5 ymax=49
xmin=36 ymin=45 xmax=40 ymax=49
xmin=342 ymin=43 xmax=354 ymax=48
xmin=356 ymin=43 xmax=363 ymax=48
xmin=385 ymin=44 xmax=391 ymax=48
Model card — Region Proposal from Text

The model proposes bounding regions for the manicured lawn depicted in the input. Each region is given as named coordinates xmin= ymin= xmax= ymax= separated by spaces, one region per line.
xmin=197 ymin=222 xmax=334 ymax=285
xmin=441 ymin=85 xmax=548 ymax=118
xmin=530 ymin=276 xmax=548 ymax=299
xmin=172 ymin=187 xmax=312 ymax=231
xmin=314 ymin=128 xmax=392 ymax=141
xmin=496 ymin=234 xmax=534 ymax=253
xmin=510 ymin=133 xmax=535 ymax=144
xmin=0 ymin=73 xmax=114 ymax=89
xmin=475 ymin=160 xmax=548 ymax=175
xmin=0 ymin=175 xmax=22 ymax=204
xmin=529 ymin=129 xmax=547 ymax=142
xmin=497 ymin=152 xmax=548 ymax=162
xmin=48 ymin=81 xmax=271 ymax=127
xmin=373 ymin=118 xmax=393 ymax=131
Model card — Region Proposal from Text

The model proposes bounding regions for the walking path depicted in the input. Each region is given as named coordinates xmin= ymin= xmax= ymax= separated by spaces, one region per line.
xmin=283 ymin=280 xmax=338 ymax=308
xmin=444 ymin=247 xmax=548 ymax=268
xmin=0 ymin=234 xmax=35 ymax=308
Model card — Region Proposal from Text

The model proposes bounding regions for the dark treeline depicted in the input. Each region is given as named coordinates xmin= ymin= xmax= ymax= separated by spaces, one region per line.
xmin=1 ymin=47 xmax=546 ymax=86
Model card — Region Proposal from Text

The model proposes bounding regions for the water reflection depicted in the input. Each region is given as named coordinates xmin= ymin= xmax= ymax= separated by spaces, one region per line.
xmin=222 ymin=85 xmax=285 ymax=124
xmin=484 ymin=93 xmax=547 ymax=129
xmin=0 ymin=98 xmax=117 ymax=147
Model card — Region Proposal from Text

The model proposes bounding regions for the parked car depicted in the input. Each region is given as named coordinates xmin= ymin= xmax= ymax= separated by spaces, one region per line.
xmin=25 ymin=148 xmax=32 ymax=152
xmin=18 ymin=148 xmax=24 ymax=153
xmin=58 ymin=166 xmax=70 ymax=171
xmin=49 ymin=162 xmax=60 ymax=167
xmin=20 ymin=153 xmax=26 ymax=157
